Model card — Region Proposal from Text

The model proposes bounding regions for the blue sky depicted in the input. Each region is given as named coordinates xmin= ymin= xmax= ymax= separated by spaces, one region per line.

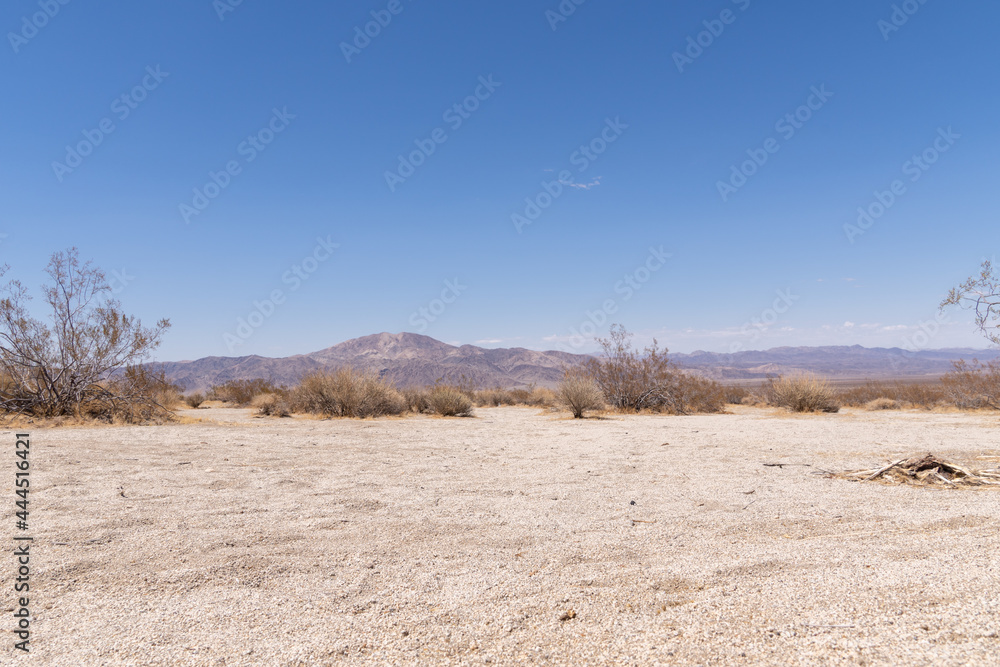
xmin=3 ymin=0 xmax=998 ymax=361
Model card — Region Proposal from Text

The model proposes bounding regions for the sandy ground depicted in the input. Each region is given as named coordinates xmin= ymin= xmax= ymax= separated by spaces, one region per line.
xmin=4 ymin=406 xmax=1000 ymax=666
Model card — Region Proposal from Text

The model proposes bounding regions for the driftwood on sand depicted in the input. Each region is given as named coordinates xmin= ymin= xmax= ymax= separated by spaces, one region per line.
xmin=830 ymin=453 xmax=1000 ymax=488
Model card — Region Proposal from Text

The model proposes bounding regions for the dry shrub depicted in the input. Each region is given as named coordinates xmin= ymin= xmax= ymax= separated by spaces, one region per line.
xmin=722 ymin=385 xmax=749 ymax=405
xmin=208 ymin=378 xmax=284 ymax=406
xmin=673 ymin=374 xmax=727 ymax=414
xmin=865 ymin=397 xmax=900 ymax=411
xmin=432 ymin=375 xmax=477 ymax=400
xmin=761 ymin=374 xmax=840 ymax=413
xmin=184 ymin=393 xmax=205 ymax=408
xmin=836 ymin=380 xmax=945 ymax=409
xmin=292 ymin=369 xmax=404 ymax=418
xmin=503 ymin=386 xmax=556 ymax=407
xmin=150 ymin=377 xmax=183 ymax=410
xmin=475 ymin=387 xmax=517 ymax=407
xmin=0 ymin=248 xmax=170 ymax=421
xmin=942 ymin=359 xmax=1000 ymax=410
xmin=506 ymin=388 xmax=531 ymax=404
xmin=252 ymin=393 xmax=290 ymax=417
xmin=527 ymin=387 xmax=557 ymax=407
xmin=402 ymin=387 xmax=430 ymax=413
xmin=583 ymin=325 xmax=724 ymax=415
xmin=427 ymin=386 xmax=474 ymax=417
xmin=559 ymin=374 xmax=605 ymax=418
xmin=80 ymin=367 xmax=178 ymax=424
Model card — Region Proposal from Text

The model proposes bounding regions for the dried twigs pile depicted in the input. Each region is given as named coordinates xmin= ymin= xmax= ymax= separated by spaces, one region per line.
xmin=834 ymin=453 xmax=1000 ymax=487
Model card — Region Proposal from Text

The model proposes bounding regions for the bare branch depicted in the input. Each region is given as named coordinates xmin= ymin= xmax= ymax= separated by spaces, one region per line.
xmin=942 ymin=260 xmax=1000 ymax=345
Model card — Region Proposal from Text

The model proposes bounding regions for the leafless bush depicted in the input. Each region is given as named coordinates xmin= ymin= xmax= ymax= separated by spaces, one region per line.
xmin=427 ymin=386 xmax=474 ymax=417
xmin=0 ymin=249 xmax=170 ymax=422
xmin=292 ymin=368 xmax=405 ymax=418
xmin=402 ymin=387 xmax=430 ymax=413
xmin=761 ymin=374 xmax=840 ymax=413
xmin=583 ymin=325 xmax=724 ymax=415
xmin=942 ymin=359 xmax=1000 ymax=410
xmin=559 ymin=373 xmax=605 ymax=418
xmin=207 ymin=378 xmax=284 ymax=406
xmin=475 ymin=387 xmax=517 ymax=407
xmin=184 ymin=393 xmax=205 ymax=408
xmin=252 ymin=392 xmax=291 ymax=417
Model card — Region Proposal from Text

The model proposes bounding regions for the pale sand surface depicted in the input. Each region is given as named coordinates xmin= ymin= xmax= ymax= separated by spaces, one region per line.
xmin=6 ymin=406 xmax=1000 ymax=665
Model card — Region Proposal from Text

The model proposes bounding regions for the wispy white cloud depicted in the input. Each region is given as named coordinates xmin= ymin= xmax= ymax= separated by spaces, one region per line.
xmin=560 ymin=176 xmax=602 ymax=190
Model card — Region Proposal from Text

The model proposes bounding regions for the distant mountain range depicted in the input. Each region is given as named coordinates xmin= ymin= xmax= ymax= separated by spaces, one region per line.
xmin=154 ymin=332 xmax=1000 ymax=392
xmin=671 ymin=345 xmax=1000 ymax=382
xmin=155 ymin=332 xmax=586 ymax=392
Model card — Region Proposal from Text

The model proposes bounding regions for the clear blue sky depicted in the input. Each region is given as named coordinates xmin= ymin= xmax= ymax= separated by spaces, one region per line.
xmin=3 ymin=0 xmax=998 ymax=360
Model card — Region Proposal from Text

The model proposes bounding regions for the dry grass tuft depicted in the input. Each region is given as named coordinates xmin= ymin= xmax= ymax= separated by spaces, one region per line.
xmin=559 ymin=374 xmax=605 ymax=418
xmin=864 ymin=397 xmax=900 ymax=411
